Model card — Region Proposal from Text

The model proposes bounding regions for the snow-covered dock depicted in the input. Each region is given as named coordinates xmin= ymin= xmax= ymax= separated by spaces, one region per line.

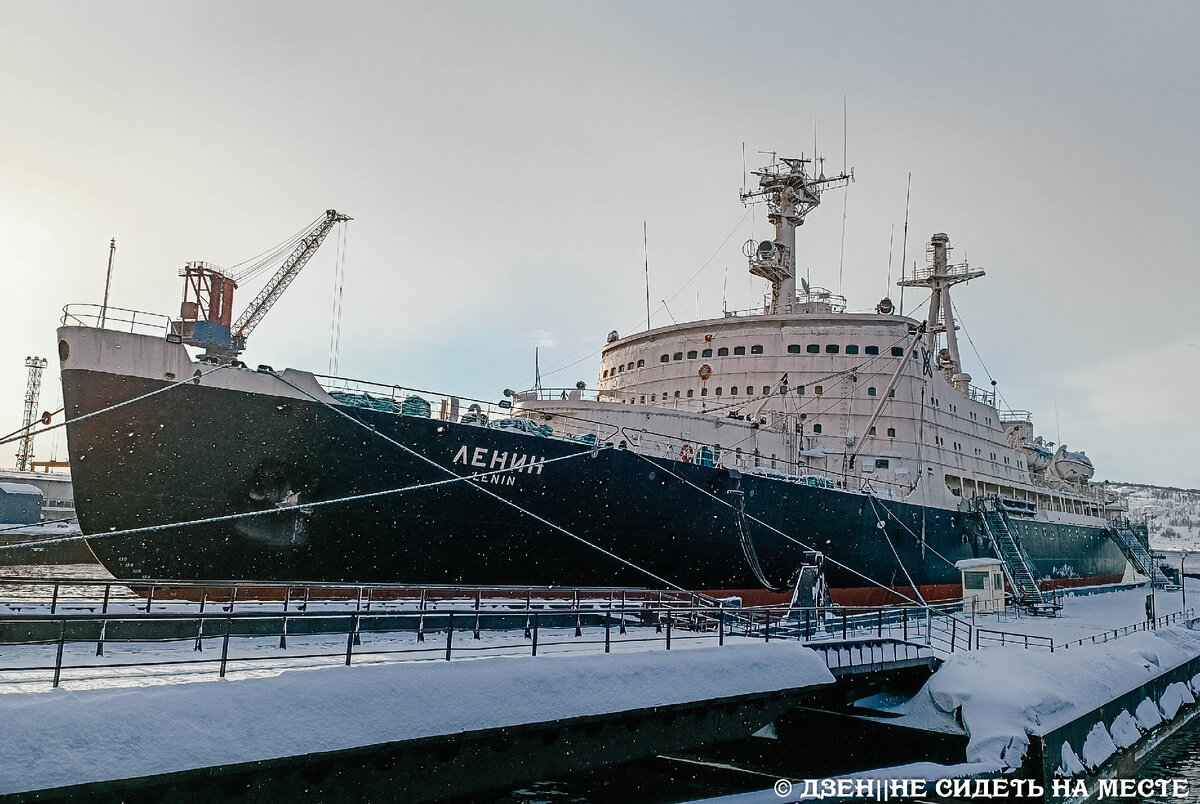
xmin=0 ymin=642 xmax=833 ymax=802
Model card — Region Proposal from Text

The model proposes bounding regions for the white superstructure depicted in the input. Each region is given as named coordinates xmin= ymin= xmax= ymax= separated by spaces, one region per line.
xmin=514 ymin=154 xmax=1108 ymax=524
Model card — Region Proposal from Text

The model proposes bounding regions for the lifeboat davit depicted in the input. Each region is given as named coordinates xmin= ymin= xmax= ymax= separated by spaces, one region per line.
xmin=1021 ymin=437 xmax=1055 ymax=473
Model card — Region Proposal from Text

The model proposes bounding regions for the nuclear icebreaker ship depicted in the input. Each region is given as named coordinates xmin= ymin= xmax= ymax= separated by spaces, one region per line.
xmin=56 ymin=157 xmax=1132 ymax=605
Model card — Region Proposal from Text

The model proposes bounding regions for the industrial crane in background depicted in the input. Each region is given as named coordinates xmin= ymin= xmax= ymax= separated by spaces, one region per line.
xmin=14 ymin=357 xmax=48 ymax=472
xmin=174 ymin=209 xmax=351 ymax=362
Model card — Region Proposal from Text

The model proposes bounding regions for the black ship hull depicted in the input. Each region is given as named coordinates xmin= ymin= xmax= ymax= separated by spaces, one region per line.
xmin=61 ymin=364 xmax=1129 ymax=606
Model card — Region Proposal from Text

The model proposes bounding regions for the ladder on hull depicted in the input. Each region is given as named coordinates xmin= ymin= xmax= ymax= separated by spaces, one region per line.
xmin=976 ymin=498 xmax=1044 ymax=605
xmin=1109 ymin=525 xmax=1171 ymax=588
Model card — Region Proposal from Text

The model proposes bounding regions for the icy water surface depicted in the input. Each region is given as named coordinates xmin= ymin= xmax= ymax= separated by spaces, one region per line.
xmin=1138 ymin=717 xmax=1200 ymax=804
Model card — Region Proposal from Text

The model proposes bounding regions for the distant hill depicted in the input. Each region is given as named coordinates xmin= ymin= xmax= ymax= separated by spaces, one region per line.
xmin=1104 ymin=482 xmax=1200 ymax=552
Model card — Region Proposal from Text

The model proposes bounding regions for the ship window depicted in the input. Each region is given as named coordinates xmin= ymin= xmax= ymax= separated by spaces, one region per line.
xmin=602 ymin=369 xmax=608 ymax=378
xmin=814 ymin=385 xmax=823 ymax=395
xmin=771 ymin=454 xmax=777 ymax=468
xmin=734 ymin=346 xmax=746 ymax=355
xmin=673 ymin=352 xmax=683 ymax=361
xmin=806 ymin=344 xmax=820 ymax=353
xmin=687 ymin=350 xmax=698 ymax=359
xmin=812 ymin=424 xmax=823 ymax=434
xmin=762 ymin=386 xmax=770 ymax=394
xmin=660 ymin=354 xmax=669 ymax=363
xmin=686 ymin=389 xmax=694 ymax=398
xmin=891 ymin=347 xmax=904 ymax=356
xmin=788 ymin=344 xmax=802 ymax=354
xmin=701 ymin=388 xmax=708 ymax=396
xmin=650 ymin=394 xmax=655 ymax=402
xmin=701 ymin=350 xmax=713 ymax=360
xmin=715 ymin=387 xmax=723 ymax=396
xmin=845 ymin=345 xmax=859 ymax=355
xmin=888 ymin=389 xmax=895 ymax=398
xmin=797 ymin=386 xmax=804 ymax=395
xmin=887 ymin=427 xmax=896 ymax=438
xmin=867 ymin=387 xmax=877 ymax=397
xmin=674 ymin=390 xmax=680 ymax=398
xmin=717 ymin=347 xmax=729 ymax=357
xmin=750 ymin=345 xmax=763 ymax=354
xmin=868 ymin=427 xmax=877 ymax=436
xmin=618 ymin=365 xmax=624 ymax=373
xmin=825 ymin=344 xmax=839 ymax=354
xmin=636 ymin=359 xmax=645 ymax=368
xmin=640 ymin=396 xmax=646 ymax=404
xmin=628 ymin=362 xmax=634 ymax=370
xmin=865 ymin=345 xmax=879 ymax=355
xmin=730 ymin=386 xmax=738 ymax=395
xmin=875 ymin=458 xmax=889 ymax=469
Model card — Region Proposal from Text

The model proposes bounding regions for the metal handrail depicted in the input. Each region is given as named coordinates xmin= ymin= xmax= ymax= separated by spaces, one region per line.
xmin=59 ymin=303 xmax=174 ymax=337
xmin=973 ymin=608 xmax=1195 ymax=652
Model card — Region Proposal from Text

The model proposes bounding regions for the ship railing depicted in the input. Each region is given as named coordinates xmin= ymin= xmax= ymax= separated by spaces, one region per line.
xmin=312 ymin=373 xmax=514 ymax=423
xmin=966 ymin=384 xmax=997 ymax=408
xmin=0 ymin=596 xmax=964 ymax=688
xmin=973 ymin=608 xmax=1195 ymax=652
xmin=59 ymin=303 xmax=174 ymax=338
xmin=998 ymin=409 xmax=1033 ymax=423
xmin=513 ymin=387 xmax=602 ymax=403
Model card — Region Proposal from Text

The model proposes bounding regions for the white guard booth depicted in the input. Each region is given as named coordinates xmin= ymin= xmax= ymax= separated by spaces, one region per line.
xmin=955 ymin=558 xmax=1006 ymax=614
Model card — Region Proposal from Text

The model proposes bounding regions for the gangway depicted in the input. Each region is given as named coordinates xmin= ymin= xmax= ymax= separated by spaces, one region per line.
xmin=975 ymin=497 xmax=1046 ymax=607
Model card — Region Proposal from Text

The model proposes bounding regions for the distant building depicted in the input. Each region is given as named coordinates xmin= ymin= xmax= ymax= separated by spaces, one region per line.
xmin=0 ymin=470 xmax=73 ymax=521
xmin=0 ymin=482 xmax=42 ymax=525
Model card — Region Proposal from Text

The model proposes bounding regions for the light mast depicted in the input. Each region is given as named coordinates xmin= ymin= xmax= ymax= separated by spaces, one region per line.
xmin=898 ymin=233 xmax=985 ymax=391
xmin=740 ymin=156 xmax=851 ymax=314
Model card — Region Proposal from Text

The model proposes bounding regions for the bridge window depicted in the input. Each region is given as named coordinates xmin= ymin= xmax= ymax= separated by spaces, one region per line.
xmin=636 ymin=359 xmax=645 ymax=368
xmin=702 ymin=348 xmax=713 ymax=358
xmin=875 ymin=459 xmax=889 ymax=469
xmin=750 ymin=345 xmax=763 ymax=354
xmin=674 ymin=390 xmax=680 ymax=398
xmin=734 ymin=346 xmax=746 ymax=355
xmin=788 ymin=344 xmax=802 ymax=354
xmin=825 ymin=344 xmax=840 ymax=354
xmin=797 ymin=386 xmax=804 ymax=395
xmin=867 ymin=387 xmax=877 ymax=397
xmin=868 ymin=426 xmax=877 ymax=436
xmin=673 ymin=352 xmax=683 ymax=361
xmin=730 ymin=386 xmax=738 ymax=395
xmin=628 ymin=362 xmax=634 ymax=370
xmin=865 ymin=345 xmax=879 ymax=355
xmin=762 ymin=386 xmax=770 ymax=394
xmin=701 ymin=388 xmax=708 ymax=396
xmin=717 ymin=347 xmax=729 ymax=357
xmin=687 ymin=350 xmax=698 ymax=359
xmin=806 ymin=344 xmax=820 ymax=353
xmin=891 ymin=347 xmax=904 ymax=356
xmin=618 ymin=365 xmax=624 ymax=373
xmin=812 ymin=424 xmax=823 ymax=434
xmin=814 ymin=385 xmax=823 ymax=395
xmin=659 ymin=354 xmax=669 ymax=363
xmin=887 ymin=427 xmax=896 ymax=438
xmin=686 ymin=389 xmax=694 ymax=398
xmin=845 ymin=345 xmax=859 ymax=355
xmin=715 ymin=387 xmax=723 ymax=396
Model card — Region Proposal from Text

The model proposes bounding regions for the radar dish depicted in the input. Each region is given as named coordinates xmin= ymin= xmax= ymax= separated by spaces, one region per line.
xmin=801 ymin=277 xmax=811 ymax=294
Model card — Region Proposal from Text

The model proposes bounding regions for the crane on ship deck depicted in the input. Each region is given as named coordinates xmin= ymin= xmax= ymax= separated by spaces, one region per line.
xmin=173 ymin=209 xmax=351 ymax=363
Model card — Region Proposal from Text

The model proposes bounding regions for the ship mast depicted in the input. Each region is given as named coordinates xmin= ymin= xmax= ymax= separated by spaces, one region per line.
xmin=897 ymin=233 xmax=984 ymax=391
xmin=740 ymin=155 xmax=851 ymax=314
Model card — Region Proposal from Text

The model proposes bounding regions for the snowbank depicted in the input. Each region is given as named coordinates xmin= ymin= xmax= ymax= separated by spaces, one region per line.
xmin=0 ymin=642 xmax=831 ymax=795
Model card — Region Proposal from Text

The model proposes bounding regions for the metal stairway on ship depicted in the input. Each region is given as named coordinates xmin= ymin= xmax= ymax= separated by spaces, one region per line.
xmin=975 ymin=497 xmax=1044 ymax=606
xmin=1109 ymin=523 xmax=1171 ymax=588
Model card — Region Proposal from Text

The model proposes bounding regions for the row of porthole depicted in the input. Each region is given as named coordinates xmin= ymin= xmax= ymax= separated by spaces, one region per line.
xmin=622 ymin=385 xmax=896 ymax=403
xmin=602 ymin=343 xmax=907 ymax=378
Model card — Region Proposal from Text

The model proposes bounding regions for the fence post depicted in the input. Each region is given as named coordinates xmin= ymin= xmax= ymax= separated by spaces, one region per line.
xmin=532 ymin=613 xmax=540 ymax=657
xmin=719 ymin=611 xmax=725 ymax=647
xmin=604 ymin=610 xmax=611 ymax=653
xmin=52 ymin=620 xmax=66 ymax=688
xmin=764 ymin=610 xmax=771 ymax=643
xmin=50 ymin=583 xmax=59 ymax=615
xmin=101 ymin=584 xmax=111 ymax=615
xmin=145 ymin=585 xmax=155 ymax=613
xmin=842 ymin=612 xmax=848 ymax=639
xmin=902 ymin=609 xmax=908 ymax=641
xmin=877 ymin=609 xmax=883 ymax=637
xmin=474 ymin=591 xmax=482 ymax=639
xmin=666 ymin=612 xmax=672 ymax=650
xmin=220 ymin=618 xmax=231 ymax=678
xmin=445 ymin=613 xmax=454 ymax=661
xmin=199 ymin=586 xmax=207 ymax=614
xmin=950 ymin=619 xmax=957 ymax=652
xmin=279 ymin=615 xmax=288 ymax=650
xmin=95 ymin=620 xmax=106 ymax=657
xmin=805 ymin=609 xmax=812 ymax=641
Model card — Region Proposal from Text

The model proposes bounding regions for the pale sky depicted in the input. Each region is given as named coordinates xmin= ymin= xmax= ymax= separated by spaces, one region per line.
xmin=2 ymin=1 xmax=1199 ymax=488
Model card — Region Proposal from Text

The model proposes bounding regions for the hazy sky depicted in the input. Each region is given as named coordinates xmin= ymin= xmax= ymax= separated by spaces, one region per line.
xmin=2 ymin=1 xmax=1199 ymax=488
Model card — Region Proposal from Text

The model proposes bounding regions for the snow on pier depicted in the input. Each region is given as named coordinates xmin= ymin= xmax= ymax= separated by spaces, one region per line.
xmin=0 ymin=642 xmax=832 ymax=796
